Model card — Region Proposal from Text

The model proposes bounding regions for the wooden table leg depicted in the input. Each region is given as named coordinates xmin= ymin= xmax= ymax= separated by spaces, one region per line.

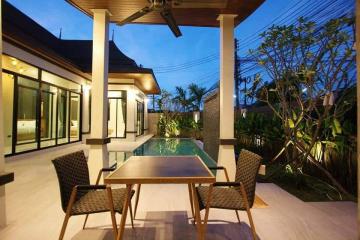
xmin=191 ymin=183 xmax=203 ymax=240
xmin=106 ymin=186 xmax=118 ymax=240
xmin=134 ymin=184 xmax=141 ymax=219
xmin=116 ymin=184 xmax=132 ymax=240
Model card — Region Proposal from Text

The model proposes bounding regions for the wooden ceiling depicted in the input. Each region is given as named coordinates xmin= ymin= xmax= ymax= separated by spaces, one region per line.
xmin=65 ymin=0 xmax=265 ymax=27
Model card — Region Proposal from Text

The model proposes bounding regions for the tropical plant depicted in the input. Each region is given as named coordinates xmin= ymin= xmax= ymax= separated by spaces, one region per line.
xmin=173 ymin=86 xmax=190 ymax=112
xmin=188 ymin=83 xmax=207 ymax=111
xmin=248 ymin=16 xmax=356 ymax=195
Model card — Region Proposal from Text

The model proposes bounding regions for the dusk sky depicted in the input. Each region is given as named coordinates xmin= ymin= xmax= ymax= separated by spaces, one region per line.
xmin=7 ymin=0 xmax=291 ymax=93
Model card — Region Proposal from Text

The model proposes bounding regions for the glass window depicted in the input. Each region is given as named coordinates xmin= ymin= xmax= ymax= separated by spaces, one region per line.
xmin=15 ymin=77 xmax=39 ymax=153
xmin=40 ymin=83 xmax=57 ymax=148
xmin=70 ymin=92 xmax=80 ymax=142
xmin=42 ymin=71 xmax=81 ymax=93
xmin=57 ymin=90 xmax=69 ymax=144
xmin=2 ymin=73 xmax=15 ymax=155
xmin=136 ymin=101 xmax=144 ymax=136
xmin=108 ymin=91 xmax=127 ymax=138
xmin=2 ymin=55 xmax=38 ymax=79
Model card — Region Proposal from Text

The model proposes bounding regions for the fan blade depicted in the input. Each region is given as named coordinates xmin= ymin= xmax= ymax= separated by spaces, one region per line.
xmin=160 ymin=9 xmax=182 ymax=37
xmin=117 ymin=6 xmax=153 ymax=26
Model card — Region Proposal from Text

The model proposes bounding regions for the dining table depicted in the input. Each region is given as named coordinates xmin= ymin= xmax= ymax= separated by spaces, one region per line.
xmin=104 ymin=155 xmax=216 ymax=240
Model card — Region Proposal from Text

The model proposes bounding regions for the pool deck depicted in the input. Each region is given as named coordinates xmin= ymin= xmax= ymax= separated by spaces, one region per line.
xmin=0 ymin=137 xmax=357 ymax=240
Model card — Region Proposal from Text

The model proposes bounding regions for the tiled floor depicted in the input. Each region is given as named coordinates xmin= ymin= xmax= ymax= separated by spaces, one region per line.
xmin=0 ymin=138 xmax=357 ymax=240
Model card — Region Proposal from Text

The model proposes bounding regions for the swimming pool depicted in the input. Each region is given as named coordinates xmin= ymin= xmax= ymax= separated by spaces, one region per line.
xmin=133 ymin=138 xmax=217 ymax=169
xmin=109 ymin=138 xmax=217 ymax=173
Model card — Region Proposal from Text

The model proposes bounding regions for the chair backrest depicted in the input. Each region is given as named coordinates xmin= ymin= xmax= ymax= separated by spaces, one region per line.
xmin=52 ymin=151 xmax=90 ymax=212
xmin=235 ymin=149 xmax=262 ymax=207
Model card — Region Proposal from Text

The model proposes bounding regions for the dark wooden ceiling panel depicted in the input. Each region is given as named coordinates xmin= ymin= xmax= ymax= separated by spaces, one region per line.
xmin=66 ymin=0 xmax=264 ymax=27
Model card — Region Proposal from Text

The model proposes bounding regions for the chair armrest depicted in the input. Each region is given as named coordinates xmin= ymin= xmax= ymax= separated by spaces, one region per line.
xmin=101 ymin=162 xmax=117 ymax=172
xmin=101 ymin=167 xmax=116 ymax=172
xmin=95 ymin=163 xmax=117 ymax=184
xmin=209 ymin=166 xmax=230 ymax=182
xmin=209 ymin=166 xmax=225 ymax=170
xmin=214 ymin=182 xmax=240 ymax=187
xmin=76 ymin=184 xmax=106 ymax=190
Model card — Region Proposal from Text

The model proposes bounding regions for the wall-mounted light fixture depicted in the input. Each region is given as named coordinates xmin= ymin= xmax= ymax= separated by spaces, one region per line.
xmin=193 ymin=111 xmax=200 ymax=123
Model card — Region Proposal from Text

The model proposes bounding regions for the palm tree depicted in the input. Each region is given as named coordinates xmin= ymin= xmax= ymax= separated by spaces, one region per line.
xmin=188 ymin=83 xmax=207 ymax=111
xmin=173 ymin=86 xmax=189 ymax=112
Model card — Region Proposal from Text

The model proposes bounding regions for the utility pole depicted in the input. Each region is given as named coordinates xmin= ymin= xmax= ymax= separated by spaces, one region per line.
xmin=234 ymin=38 xmax=241 ymax=109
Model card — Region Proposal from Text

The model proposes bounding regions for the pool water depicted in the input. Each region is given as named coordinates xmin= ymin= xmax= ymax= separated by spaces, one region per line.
xmin=109 ymin=138 xmax=217 ymax=173
xmin=133 ymin=138 xmax=217 ymax=169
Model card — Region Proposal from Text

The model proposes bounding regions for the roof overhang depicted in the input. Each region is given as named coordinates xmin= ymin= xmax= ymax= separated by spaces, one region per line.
xmin=65 ymin=0 xmax=264 ymax=27
xmin=103 ymin=68 xmax=160 ymax=95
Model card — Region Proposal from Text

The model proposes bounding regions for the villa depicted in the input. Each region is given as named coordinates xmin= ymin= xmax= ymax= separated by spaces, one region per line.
xmin=2 ymin=1 xmax=159 ymax=157
xmin=0 ymin=0 xmax=359 ymax=240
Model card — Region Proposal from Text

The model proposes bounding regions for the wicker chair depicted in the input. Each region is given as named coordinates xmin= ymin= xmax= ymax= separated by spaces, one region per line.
xmin=195 ymin=149 xmax=262 ymax=240
xmin=52 ymin=150 xmax=135 ymax=240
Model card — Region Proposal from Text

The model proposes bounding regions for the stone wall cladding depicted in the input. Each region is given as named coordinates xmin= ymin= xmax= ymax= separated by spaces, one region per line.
xmin=148 ymin=113 xmax=160 ymax=136
xmin=203 ymin=91 xmax=220 ymax=163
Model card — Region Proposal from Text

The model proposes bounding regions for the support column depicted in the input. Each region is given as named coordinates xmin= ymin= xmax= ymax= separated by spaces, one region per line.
xmin=144 ymin=97 xmax=149 ymax=134
xmin=217 ymin=14 xmax=237 ymax=181
xmin=0 ymin=0 xmax=6 ymax=227
xmin=87 ymin=9 xmax=111 ymax=183
xmin=356 ymin=0 xmax=360 ymax=234
xmin=126 ymin=86 xmax=137 ymax=141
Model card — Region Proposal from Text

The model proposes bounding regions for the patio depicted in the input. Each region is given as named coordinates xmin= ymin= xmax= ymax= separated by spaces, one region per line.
xmin=0 ymin=141 xmax=356 ymax=240
xmin=0 ymin=0 xmax=358 ymax=239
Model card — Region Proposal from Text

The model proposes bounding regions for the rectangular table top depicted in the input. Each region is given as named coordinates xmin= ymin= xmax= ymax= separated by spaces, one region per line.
xmin=105 ymin=156 xmax=215 ymax=184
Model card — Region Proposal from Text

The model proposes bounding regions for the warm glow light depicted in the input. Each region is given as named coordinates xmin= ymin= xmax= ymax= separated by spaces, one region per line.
xmin=83 ymin=84 xmax=91 ymax=92
xmin=11 ymin=60 xmax=18 ymax=66
xmin=193 ymin=111 xmax=200 ymax=123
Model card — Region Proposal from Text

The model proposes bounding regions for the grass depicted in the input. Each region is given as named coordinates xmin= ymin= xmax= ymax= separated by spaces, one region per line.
xmin=258 ymin=163 xmax=357 ymax=202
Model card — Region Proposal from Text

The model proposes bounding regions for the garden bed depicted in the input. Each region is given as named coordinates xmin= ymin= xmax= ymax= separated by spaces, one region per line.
xmin=258 ymin=163 xmax=356 ymax=202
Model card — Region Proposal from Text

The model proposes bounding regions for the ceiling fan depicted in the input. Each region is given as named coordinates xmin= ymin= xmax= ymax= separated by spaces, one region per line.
xmin=117 ymin=0 xmax=227 ymax=38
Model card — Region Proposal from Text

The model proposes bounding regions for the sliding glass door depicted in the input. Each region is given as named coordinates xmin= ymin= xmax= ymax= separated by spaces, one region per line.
xmin=70 ymin=92 xmax=81 ymax=142
xmin=15 ymin=77 xmax=39 ymax=153
xmin=108 ymin=91 xmax=127 ymax=138
xmin=2 ymin=55 xmax=83 ymax=156
xmin=136 ymin=101 xmax=144 ymax=136
xmin=57 ymin=90 xmax=69 ymax=144
xmin=40 ymin=84 xmax=57 ymax=148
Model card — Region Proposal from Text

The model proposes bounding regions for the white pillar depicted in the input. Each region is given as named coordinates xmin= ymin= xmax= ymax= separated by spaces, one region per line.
xmin=144 ymin=97 xmax=149 ymax=134
xmin=356 ymin=0 xmax=360 ymax=234
xmin=126 ymin=86 xmax=137 ymax=141
xmin=217 ymin=14 xmax=237 ymax=181
xmin=87 ymin=9 xmax=111 ymax=183
xmin=0 ymin=1 xmax=6 ymax=227
xmin=0 ymin=0 xmax=7 ymax=227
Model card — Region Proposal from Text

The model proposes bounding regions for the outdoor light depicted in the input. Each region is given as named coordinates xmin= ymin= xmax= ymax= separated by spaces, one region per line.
xmin=233 ymin=94 xmax=236 ymax=98
xmin=11 ymin=59 xmax=18 ymax=66
xmin=241 ymin=108 xmax=247 ymax=118
xmin=83 ymin=84 xmax=91 ymax=92
xmin=193 ymin=111 xmax=200 ymax=123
